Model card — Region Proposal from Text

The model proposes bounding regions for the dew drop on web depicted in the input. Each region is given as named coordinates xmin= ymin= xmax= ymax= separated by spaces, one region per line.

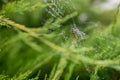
xmin=43 ymin=0 xmax=86 ymax=39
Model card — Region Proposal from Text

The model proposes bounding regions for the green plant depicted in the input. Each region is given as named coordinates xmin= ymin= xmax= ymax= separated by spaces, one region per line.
xmin=0 ymin=0 xmax=120 ymax=80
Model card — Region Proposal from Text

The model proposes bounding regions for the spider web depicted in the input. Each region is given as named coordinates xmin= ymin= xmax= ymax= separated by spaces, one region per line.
xmin=44 ymin=0 xmax=67 ymax=18
xmin=43 ymin=0 xmax=86 ymax=39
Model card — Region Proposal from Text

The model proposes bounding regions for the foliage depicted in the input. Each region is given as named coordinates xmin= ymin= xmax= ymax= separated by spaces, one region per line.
xmin=0 ymin=0 xmax=120 ymax=80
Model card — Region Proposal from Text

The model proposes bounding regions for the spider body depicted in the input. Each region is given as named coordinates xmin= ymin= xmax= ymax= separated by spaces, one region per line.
xmin=71 ymin=27 xmax=86 ymax=39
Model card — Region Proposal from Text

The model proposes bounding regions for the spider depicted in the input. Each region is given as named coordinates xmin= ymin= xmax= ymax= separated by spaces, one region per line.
xmin=71 ymin=27 xmax=86 ymax=39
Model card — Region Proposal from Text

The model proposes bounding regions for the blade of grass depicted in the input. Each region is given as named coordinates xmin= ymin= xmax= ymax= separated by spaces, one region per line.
xmin=111 ymin=3 xmax=120 ymax=34
xmin=64 ymin=63 xmax=75 ymax=80
xmin=52 ymin=58 xmax=67 ymax=80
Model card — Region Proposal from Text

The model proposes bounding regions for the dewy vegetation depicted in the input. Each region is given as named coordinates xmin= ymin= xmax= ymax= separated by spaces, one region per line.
xmin=0 ymin=0 xmax=120 ymax=80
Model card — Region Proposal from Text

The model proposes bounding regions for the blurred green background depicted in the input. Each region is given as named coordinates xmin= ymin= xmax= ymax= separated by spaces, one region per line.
xmin=0 ymin=0 xmax=120 ymax=80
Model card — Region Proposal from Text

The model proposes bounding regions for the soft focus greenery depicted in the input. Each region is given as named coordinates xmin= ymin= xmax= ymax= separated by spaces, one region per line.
xmin=0 ymin=0 xmax=120 ymax=80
